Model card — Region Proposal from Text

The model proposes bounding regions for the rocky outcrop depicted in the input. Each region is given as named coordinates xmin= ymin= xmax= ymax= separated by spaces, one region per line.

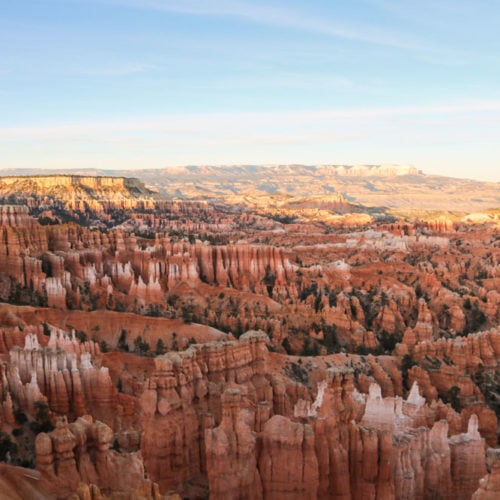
xmin=7 ymin=345 xmax=116 ymax=425
xmin=0 ymin=206 xmax=48 ymax=289
xmin=1 ymin=174 xmax=500 ymax=500
xmin=0 ymin=318 xmax=495 ymax=499
xmin=0 ymin=205 xmax=34 ymax=228
xmin=0 ymin=175 xmax=154 ymax=212
xmin=1 ymin=208 xmax=299 ymax=309
xmin=137 ymin=332 xmax=492 ymax=498
xmin=403 ymin=298 xmax=436 ymax=345
xmin=473 ymin=448 xmax=500 ymax=499
xmin=449 ymin=415 xmax=488 ymax=499
xmin=410 ymin=329 xmax=500 ymax=373
xmin=140 ymin=331 xmax=272 ymax=492
xmin=205 ymin=388 xmax=262 ymax=499
xmin=35 ymin=415 xmax=159 ymax=498
xmin=353 ymin=393 xmax=486 ymax=499
xmin=259 ymin=415 xmax=319 ymax=499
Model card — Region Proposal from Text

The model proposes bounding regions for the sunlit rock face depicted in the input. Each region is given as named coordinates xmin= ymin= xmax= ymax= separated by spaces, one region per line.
xmin=109 ymin=164 xmax=500 ymax=212
xmin=140 ymin=331 xmax=271 ymax=491
xmin=0 ymin=318 xmax=498 ymax=498
xmin=138 ymin=336 xmax=493 ymax=499
xmin=7 ymin=344 xmax=119 ymax=426
xmin=0 ymin=322 xmax=495 ymax=498
xmin=0 ymin=174 xmax=499 ymax=498
xmin=0 ymin=175 xmax=154 ymax=212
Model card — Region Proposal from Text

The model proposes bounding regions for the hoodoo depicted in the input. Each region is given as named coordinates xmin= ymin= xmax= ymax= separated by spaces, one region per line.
xmin=0 ymin=171 xmax=499 ymax=497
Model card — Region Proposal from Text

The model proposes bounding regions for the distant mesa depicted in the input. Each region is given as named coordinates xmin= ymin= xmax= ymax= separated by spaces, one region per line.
xmin=0 ymin=174 xmax=152 ymax=196
xmin=1 ymin=164 xmax=499 ymax=213
xmin=0 ymin=174 xmax=156 ymax=215
xmin=332 ymin=164 xmax=420 ymax=177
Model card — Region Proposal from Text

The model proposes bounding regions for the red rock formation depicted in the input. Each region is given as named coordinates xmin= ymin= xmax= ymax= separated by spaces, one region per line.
xmin=391 ymin=421 xmax=452 ymax=499
xmin=140 ymin=331 xmax=271 ymax=492
xmin=35 ymin=414 xmax=160 ymax=497
xmin=411 ymin=329 xmax=500 ymax=373
xmin=403 ymin=298 xmax=436 ymax=345
xmin=259 ymin=415 xmax=319 ymax=499
xmin=473 ymin=448 xmax=500 ymax=499
xmin=0 ymin=326 xmax=29 ymax=353
xmin=205 ymin=388 xmax=262 ymax=499
xmin=449 ymin=415 xmax=488 ymax=499
xmin=0 ymin=206 xmax=48 ymax=289
xmin=1 ymin=177 xmax=500 ymax=499
xmin=7 ymin=345 xmax=117 ymax=426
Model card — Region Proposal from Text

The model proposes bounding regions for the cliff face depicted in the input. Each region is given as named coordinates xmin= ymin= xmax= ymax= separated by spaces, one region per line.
xmin=1 ymin=204 xmax=499 ymax=358
xmin=1 ymin=175 xmax=500 ymax=499
xmin=0 ymin=205 xmax=34 ymax=228
xmin=114 ymin=164 xmax=500 ymax=211
xmin=0 ymin=175 xmax=154 ymax=214
xmin=140 ymin=331 xmax=271 ymax=492
xmin=6 ymin=342 xmax=119 ymax=427
xmin=409 ymin=329 xmax=500 ymax=373
xmin=473 ymin=448 xmax=500 ymax=499
xmin=137 ymin=331 xmax=493 ymax=499
xmin=205 ymin=388 xmax=263 ymax=499
xmin=35 ymin=414 xmax=160 ymax=498
xmin=0 ymin=310 xmax=496 ymax=498
xmin=0 ymin=209 xmax=298 ymax=310
xmin=0 ymin=206 xmax=49 ymax=292
xmin=0 ymin=174 xmax=150 ymax=194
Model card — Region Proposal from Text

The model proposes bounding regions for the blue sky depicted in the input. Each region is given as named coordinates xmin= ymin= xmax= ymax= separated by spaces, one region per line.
xmin=1 ymin=0 xmax=500 ymax=181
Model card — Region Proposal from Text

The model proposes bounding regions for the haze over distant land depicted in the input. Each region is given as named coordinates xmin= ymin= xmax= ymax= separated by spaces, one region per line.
xmin=1 ymin=163 xmax=499 ymax=184
xmin=2 ymin=164 xmax=499 ymax=212
xmin=2 ymin=1 xmax=500 ymax=182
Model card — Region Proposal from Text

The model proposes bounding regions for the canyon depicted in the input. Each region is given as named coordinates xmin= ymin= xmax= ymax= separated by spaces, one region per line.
xmin=0 ymin=172 xmax=499 ymax=499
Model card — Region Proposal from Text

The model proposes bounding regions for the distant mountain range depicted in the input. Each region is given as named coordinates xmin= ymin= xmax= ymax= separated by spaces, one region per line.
xmin=1 ymin=165 xmax=499 ymax=212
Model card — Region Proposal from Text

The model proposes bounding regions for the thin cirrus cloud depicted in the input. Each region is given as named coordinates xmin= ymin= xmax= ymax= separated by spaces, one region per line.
xmin=3 ymin=100 xmax=500 ymax=142
xmin=67 ymin=62 xmax=156 ymax=77
xmin=95 ymin=0 xmax=432 ymax=53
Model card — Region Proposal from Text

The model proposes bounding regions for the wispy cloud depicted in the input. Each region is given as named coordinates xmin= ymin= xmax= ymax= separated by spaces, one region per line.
xmin=68 ymin=62 xmax=155 ymax=77
xmin=2 ymin=100 xmax=500 ymax=180
xmin=94 ymin=0 xmax=430 ymax=53
xmin=3 ymin=100 xmax=500 ymax=142
xmin=0 ymin=56 xmax=155 ymax=78
xmin=214 ymin=73 xmax=364 ymax=92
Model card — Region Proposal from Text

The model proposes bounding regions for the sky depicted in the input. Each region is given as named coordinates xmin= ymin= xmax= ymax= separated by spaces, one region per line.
xmin=1 ymin=0 xmax=500 ymax=181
